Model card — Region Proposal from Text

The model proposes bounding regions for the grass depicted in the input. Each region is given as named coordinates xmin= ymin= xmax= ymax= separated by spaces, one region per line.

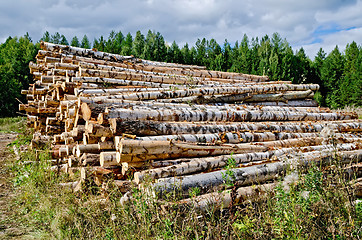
xmin=0 ymin=117 xmax=26 ymax=133
xmin=333 ymin=105 xmax=362 ymax=119
xmin=2 ymin=118 xmax=362 ymax=239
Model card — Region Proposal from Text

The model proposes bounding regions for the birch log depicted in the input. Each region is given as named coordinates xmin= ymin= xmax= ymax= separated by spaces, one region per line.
xmin=78 ymin=84 xmax=320 ymax=102
xmin=135 ymin=142 xmax=362 ymax=183
xmin=159 ymin=90 xmax=314 ymax=104
xmin=152 ymin=149 xmax=362 ymax=197
xmin=104 ymin=108 xmax=356 ymax=122
xmin=100 ymin=152 xmax=119 ymax=167
xmin=109 ymin=119 xmax=362 ymax=136
xmin=243 ymin=100 xmax=318 ymax=107
xmin=176 ymin=182 xmax=276 ymax=211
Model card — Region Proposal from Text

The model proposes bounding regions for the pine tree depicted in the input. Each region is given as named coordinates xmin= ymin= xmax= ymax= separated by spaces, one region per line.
xmin=339 ymin=41 xmax=361 ymax=106
xmin=60 ymin=35 xmax=68 ymax=45
xmin=153 ymin=32 xmax=167 ymax=61
xmin=121 ymin=33 xmax=133 ymax=56
xmin=281 ymin=41 xmax=296 ymax=82
xmin=94 ymin=36 xmax=105 ymax=52
xmin=50 ymin=32 xmax=61 ymax=44
xmin=258 ymin=35 xmax=271 ymax=76
xmin=294 ymin=47 xmax=312 ymax=84
xmin=320 ymin=46 xmax=345 ymax=108
xmin=143 ymin=30 xmax=156 ymax=60
xmin=70 ymin=36 xmax=80 ymax=47
xmin=195 ymin=38 xmax=206 ymax=66
xmin=40 ymin=31 xmax=50 ymax=42
xmin=132 ymin=31 xmax=145 ymax=57
xmin=207 ymin=38 xmax=221 ymax=69
xmin=181 ymin=43 xmax=193 ymax=64
xmin=222 ymin=40 xmax=232 ymax=71
xmin=105 ymin=31 xmax=123 ymax=54
xmin=167 ymin=41 xmax=182 ymax=63
xmin=81 ymin=35 xmax=91 ymax=49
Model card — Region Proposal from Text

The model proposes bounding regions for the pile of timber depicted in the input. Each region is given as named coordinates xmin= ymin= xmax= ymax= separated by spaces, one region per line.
xmin=20 ymin=42 xmax=362 ymax=207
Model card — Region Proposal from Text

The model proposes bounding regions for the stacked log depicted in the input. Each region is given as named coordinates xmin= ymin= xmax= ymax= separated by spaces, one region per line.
xmin=20 ymin=42 xmax=362 ymax=204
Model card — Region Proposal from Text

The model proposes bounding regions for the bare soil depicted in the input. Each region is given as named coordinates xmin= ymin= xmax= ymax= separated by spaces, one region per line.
xmin=0 ymin=133 xmax=30 ymax=239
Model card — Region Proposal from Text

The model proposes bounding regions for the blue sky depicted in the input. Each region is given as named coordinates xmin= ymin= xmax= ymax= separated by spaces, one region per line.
xmin=0 ymin=0 xmax=361 ymax=58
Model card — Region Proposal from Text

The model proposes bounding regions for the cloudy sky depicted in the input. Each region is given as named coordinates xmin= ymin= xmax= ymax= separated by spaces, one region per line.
xmin=1 ymin=0 xmax=361 ymax=58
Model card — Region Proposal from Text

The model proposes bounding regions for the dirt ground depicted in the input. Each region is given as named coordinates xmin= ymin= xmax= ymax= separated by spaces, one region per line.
xmin=0 ymin=133 xmax=29 ymax=239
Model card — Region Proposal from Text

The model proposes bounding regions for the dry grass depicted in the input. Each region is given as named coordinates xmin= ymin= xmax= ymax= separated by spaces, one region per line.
xmin=0 ymin=117 xmax=26 ymax=133
xmin=2 ymin=119 xmax=362 ymax=239
xmin=333 ymin=105 xmax=362 ymax=119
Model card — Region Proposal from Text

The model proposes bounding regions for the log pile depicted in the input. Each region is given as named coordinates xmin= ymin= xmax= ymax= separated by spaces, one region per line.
xmin=20 ymin=42 xmax=362 ymax=207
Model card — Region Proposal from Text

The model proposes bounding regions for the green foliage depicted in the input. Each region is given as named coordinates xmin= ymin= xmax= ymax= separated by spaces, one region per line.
xmin=0 ymin=30 xmax=361 ymax=118
xmin=6 ymin=134 xmax=361 ymax=239
xmin=0 ymin=34 xmax=38 ymax=116
xmin=70 ymin=36 xmax=80 ymax=47
xmin=80 ymin=35 xmax=91 ymax=49
xmin=50 ymin=32 xmax=62 ymax=44
xmin=0 ymin=116 xmax=26 ymax=133
xmin=232 ymin=163 xmax=361 ymax=239
xmin=131 ymin=31 xmax=144 ymax=57
xmin=121 ymin=33 xmax=133 ymax=56
xmin=221 ymin=153 xmax=237 ymax=187
xmin=60 ymin=34 xmax=69 ymax=45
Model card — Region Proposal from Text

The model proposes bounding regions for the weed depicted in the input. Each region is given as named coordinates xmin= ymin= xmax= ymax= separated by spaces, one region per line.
xmin=3 ymin=120 xmax=362 ymax=239
xmin=222 ymin=153 xmax=237 ymax=187
xmin=189 ymin=187 xmax=201 ymax=198
xmin=0 ymin=116 xmax=26 ymax=133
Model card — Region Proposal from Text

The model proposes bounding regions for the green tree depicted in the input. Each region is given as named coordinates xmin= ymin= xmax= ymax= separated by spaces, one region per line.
xmin=93 ymin=36 xmax=106 ymax=51
xmin=268 ymin=33 xmax=283 ymax=80
xmin=60 ymin=35 xmax=68 ymax=45
xmin=153 ymin=32 xmax=167 ymax=61
xmin=132 ymin=31 xmax=145 ymax=57
xmin=0 ymin=35 xmax=38 ymax=116
xmin=281 ymin=41 xmax=297 ymax=82
xmin=294 ymin=47 xmax=313 ymax=84
xmin=230 ymin=34 xmax=251 ymax=73
xmin=143 ymin=30 xmax=156 ymax=60
xmin=121 ymin=33 xmax=133 ymax=56
xmin=50 ymin=32 xmax=61 ymax=44
xmin=181 ymin=43 xmax=193 ymax=64
xmin=258 ymin=35 xmax=272 ymax=76
xmin=249 ymin=37 xmax=260 ymax=75
xmin=206 ymin=38 xmax=222 ymax=69
xmin=222 ymin=40 xmax=232 ymax=71
xmin=339 ymin=41 xmax=361 ymax=106
xmin=70 ymin=36 xmax=80 ymax=47
xmin=40 ymin=31 xmax=50 ymax=42
xmin=105 ymin=30 xmax=124 ymax=54
xmin=320 ymin=46 xmax=345 ymax=108
xmin=167 ymin=41 xmax=183 ymax=63
xmin=195 ymin=38 xmax=207 ymax=66
xmin=81 ymin=35 xmax=91 ymax=49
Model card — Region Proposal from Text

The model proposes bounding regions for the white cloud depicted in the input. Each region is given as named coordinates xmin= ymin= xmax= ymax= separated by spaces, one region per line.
xmin=0 ymin=0 xmax=360 ymax=58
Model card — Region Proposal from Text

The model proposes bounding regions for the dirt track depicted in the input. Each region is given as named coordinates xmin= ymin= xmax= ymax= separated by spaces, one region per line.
xmin=0 ymin=133 xmax=28 ymax=239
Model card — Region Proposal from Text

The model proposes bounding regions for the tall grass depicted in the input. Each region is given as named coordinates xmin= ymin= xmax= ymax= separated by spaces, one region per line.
xmin=2 ymin=116 xmax=361 ymax=239
xmin=0 ymin=117 xmax=26 ymax=133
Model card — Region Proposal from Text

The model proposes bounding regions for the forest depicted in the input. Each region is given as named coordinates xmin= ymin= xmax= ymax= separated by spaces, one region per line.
xmin=0 ymin=30 xmax=360 ymax=117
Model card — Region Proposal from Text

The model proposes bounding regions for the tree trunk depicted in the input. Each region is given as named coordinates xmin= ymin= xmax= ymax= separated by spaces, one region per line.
xmin=135 ymin=142 xmax=362 ymax=183
xmin=80 ymin=153 xmax=100 ymax=166
xmin=100 ymin=152 xmax=118 ymax=167
xmin=104 ymin=107 xmax=356 ymax=122
xmin=176 ymin=182 xmax=276 ymax=211
xmin=151 ymin=149 xmax=362 ymax=197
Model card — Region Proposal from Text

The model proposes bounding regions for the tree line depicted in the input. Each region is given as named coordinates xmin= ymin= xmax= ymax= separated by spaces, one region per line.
xmin=0 ymin=30 xmax=360 ymax=116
